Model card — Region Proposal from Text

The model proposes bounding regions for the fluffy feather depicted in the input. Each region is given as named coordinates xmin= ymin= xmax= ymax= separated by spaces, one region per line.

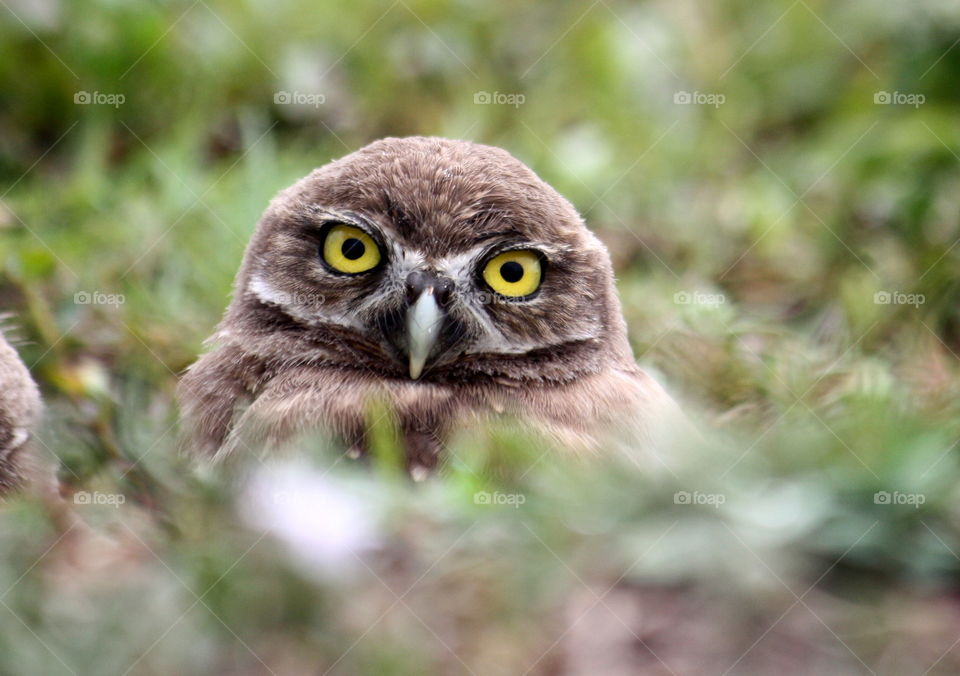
xmin=0 ymin=325 xmax=42 ymax=493
xmin=179 ymin=137 xmax=678 ymax=472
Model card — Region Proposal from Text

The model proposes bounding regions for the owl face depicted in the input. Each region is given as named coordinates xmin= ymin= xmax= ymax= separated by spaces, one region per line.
xmin=230 ymin=137 xmax=620 ymax=383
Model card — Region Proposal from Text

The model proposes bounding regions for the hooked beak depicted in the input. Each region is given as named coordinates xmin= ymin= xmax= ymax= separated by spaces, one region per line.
xmin=406 ymin=288 xmax=443 ymax=379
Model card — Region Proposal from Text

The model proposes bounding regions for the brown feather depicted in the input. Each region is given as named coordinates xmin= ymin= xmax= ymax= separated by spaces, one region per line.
xmin=0 ymin=326 xmax=43 ymax=494
xmin=178 ymin=137 xmax=679 ymax=472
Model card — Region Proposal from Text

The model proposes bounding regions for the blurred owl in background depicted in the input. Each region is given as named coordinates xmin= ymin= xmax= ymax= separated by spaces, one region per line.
xmin=0 ymin=326 xmax=42 ymax=494
xmin=179 ymin=137 xmax=678 ymax=474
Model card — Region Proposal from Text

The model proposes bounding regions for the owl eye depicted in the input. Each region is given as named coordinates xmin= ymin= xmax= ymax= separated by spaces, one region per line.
xmin=321 ymin=224 xmax=382 ymax=274
xmin=482 ymin=249 xmax=543 ymax=298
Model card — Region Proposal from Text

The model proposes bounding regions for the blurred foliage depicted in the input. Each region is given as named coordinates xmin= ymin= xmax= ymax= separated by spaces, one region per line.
xmin=2 ymin=0 xmax=960 ymax=673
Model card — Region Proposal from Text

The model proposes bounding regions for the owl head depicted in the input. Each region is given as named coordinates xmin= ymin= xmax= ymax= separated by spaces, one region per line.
xmin=221 ymin=136 xmax=636 ymax=385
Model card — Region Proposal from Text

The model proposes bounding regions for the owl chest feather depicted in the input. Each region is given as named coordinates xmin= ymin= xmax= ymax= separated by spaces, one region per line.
xmin=241 ymin=361 xmax=663 ymax=454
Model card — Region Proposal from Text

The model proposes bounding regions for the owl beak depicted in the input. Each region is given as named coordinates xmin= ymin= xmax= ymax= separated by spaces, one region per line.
xmin=406 ymin=288 xmax=443 ymax=379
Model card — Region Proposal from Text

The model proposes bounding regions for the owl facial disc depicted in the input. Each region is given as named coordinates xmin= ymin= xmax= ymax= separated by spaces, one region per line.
xmin=406 ymin=288 xmax=443 ymax=379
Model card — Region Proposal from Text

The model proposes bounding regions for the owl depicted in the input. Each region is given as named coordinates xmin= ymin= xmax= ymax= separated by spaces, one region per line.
xmin=0 ymin=326 xmax=42 ymax=494
xmin=178 ymin=137 xmax=678 ymax=474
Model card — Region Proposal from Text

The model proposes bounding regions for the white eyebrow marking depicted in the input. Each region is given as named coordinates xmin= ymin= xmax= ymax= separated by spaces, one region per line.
xmin=434 ymin=250 xmax=479 ymax=283
xmin=248 ymin=274 xmax=290 ymax=307
xmin=248 ymin=273 xmax=365 ymax=329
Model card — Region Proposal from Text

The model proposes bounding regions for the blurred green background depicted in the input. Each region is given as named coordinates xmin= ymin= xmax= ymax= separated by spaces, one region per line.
xmin=2 ymin=0 xmax=960 ymax=673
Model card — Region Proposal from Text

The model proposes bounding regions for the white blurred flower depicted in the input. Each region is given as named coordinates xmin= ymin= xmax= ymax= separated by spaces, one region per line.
xmin=240 ymin=461 xmax=379 ymax=577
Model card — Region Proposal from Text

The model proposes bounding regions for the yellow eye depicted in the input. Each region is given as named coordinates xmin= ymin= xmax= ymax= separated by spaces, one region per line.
xmin=482 ymin=250 xmax=543 ymax=298
xmin=322 ymin=224 xmax=382 ymax=274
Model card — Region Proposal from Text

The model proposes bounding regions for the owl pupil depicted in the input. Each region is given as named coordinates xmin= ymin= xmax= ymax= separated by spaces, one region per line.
xmin=500 ymin=261 xmax=524 ymax=283
xmin=341 ymin=238 xmax=365 ymax=260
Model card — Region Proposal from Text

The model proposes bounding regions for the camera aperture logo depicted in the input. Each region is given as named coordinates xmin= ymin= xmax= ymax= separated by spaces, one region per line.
xmin=74 ymin=91 xmax=125 ymax=108
xmin=874 ymin=291 xmax=924 ymax=308
xmin=873 ymin=91 xmax=925 ymax=108
xmin=473 ymin=91 xmax=525 ymax=108
xmin=874 ymin=491 xmax=925 ymax=508
xmin=73 ymin=491 xmax=126 ymax=507
xmin=274 ymin=91 xmax=326 ymax=107
xmin=674 ymin=91 xmax=725 ymax=108
xmin=674 ymin=490 xmax=725 ymax=508
xmin=474 ymin=490 xmax=525 ymax=508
